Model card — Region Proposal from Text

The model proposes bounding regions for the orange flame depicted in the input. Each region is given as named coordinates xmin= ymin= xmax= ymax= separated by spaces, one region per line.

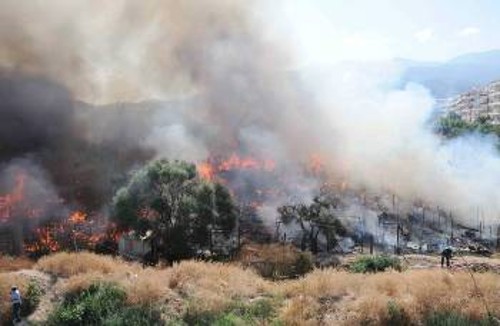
xmin=0 ymin=173 xmax=26 ymax=221
xmin=308 ymin=153 xmax=326 ymax=175
xmin=197 ymin=154 xmax=277 ymax=181
xmin=69 ymin=211 xmax=87 ymax=223
xmin=198 ymin=162 xmax=215 ymax=181
xmin=25 ymin=227 xmax=60 ymax=253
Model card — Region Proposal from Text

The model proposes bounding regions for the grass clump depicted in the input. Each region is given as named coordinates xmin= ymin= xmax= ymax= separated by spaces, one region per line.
xmin=21 ymin=279 xmax=44 ymax=316
xmin=426 ymin=311 xmax=496 ymax=326
xmin=183 ymin=297 xmax=281 ymax=325
xmin=384 ymin=300 xmax=411 ymax=326
xmin=0 ymin=273 xmax=29 ymax=324
xmin=238 ymin=244 xmax=314 ymax=279
xmin=0 ymin=255 xmax=34 ymax=272
xmin=36 ymin=252 xmax=121 ymax=277
xmin=47 ymin=282 xmax=161 ymax=325
xmin=350 ymin=255 xmax=402 ymax=273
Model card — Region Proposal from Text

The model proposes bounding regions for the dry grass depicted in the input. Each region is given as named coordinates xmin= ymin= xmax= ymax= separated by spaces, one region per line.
xmin=40 ymin=252 xmax=271 ymax=320
xmin=0 ymin=272 xmax=30 ymax=322
xmin=167 ymin=260 xmax=271 ymax=314
xmin=279 ymin=268 xmax=500 ymax=325
xmin=0 ymin=255 xmax=34 ymax=272
xmin=35 ymin=251 xmax=123 ymax=277
xmin=238 ymin=243 xmax=301 ymax=263
xmin=27 ymin=252 xmax=500 ymax=325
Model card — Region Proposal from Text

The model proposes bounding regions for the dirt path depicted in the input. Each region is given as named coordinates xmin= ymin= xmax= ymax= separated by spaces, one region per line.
xmin=13 ymin=269 xmax=59 ymax=324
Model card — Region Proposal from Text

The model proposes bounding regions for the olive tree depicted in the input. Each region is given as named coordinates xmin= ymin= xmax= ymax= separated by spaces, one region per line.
xmin=112 ymin=159 xmax=237 ymax=261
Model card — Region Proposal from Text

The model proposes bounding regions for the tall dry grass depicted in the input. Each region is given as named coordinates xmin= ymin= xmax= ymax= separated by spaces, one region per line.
xmin=279 ymin=268 xmax=500 ymax=325
xmin=0 ymin=255 xmax=34 ymax=272
xmin=36 ymin=252 xmax=272 ymax=321
xmin=167 ymin=260 xmax=271 ymax=314
xmin=0 ymin=272 xmax=29 ymax=322
xmin=35 ymin=251 xmax=123 ymax=277
xmin=31 ymin=252 xmax=500 ymax=325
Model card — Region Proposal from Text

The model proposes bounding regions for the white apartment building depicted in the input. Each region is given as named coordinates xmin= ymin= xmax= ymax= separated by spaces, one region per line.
xmin=445 ymin=80 xmax=500 ymax=124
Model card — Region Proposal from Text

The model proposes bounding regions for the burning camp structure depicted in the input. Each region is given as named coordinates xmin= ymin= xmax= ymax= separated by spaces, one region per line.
xmin=274 ymin=187 xmax=500 ymax=257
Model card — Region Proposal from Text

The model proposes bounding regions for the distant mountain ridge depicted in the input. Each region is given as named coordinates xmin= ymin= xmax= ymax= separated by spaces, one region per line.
xmin=400 ymin=49 xmax=500 ymax=98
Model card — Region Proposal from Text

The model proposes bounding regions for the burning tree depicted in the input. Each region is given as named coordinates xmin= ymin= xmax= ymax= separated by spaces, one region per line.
xmin=278 ymin=190 xmax=346 ymax=253
xmin=112 ymin=159 xmax=237 ymax=262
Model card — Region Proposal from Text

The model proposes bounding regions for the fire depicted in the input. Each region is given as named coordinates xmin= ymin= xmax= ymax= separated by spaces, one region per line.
xmin=219 ymin=153 xmax=275 ymax=171
xmin=0 ymin=169 xmax=122 ymax=257
xmin=198 ymin=162 xmax=215 ymax=181
xmin=24 ymin=227 xmax=60 ymax=253
xmin=309 ymin=153 xmax=326 ymax=175
xmin=197 ymin=153 xmax=277 ymax=181
xmin=69 ymin=211 xmax=87 ymax=223
xmin=0 ymin=173 xmax=26 ymax=221
xmin=23 ymin=212 xmax=121 ymax=257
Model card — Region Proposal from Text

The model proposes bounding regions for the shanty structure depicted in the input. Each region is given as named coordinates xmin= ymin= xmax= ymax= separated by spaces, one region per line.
xmin=118 ymin=230 xmax=153 ymax=260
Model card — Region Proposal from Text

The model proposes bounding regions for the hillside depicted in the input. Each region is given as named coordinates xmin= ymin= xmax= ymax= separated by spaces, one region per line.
xmin=2 ymin=252 xmax=500 ymax=325
xmin=400 ymin=50 xmax=500 ymax=98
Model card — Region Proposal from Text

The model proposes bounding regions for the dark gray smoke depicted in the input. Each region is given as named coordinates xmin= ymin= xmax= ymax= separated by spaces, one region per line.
xmin=0 ymin=73 xmax=75 ymax=160
xmin=0 ymin=73 xmax=154 ymax=210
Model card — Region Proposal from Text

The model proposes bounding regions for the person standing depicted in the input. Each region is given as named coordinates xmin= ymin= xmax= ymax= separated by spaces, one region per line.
xmin=10 ymin=285 xmax=22 ymax=323
xmin=441 ymin=247 xmax=453 ymax=268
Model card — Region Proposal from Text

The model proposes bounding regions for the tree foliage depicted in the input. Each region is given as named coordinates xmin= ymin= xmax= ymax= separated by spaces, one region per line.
xmin=278 ymin=190 xmax=345 ymax=253
xmin=436 ymin=113 xmax=500 ymax=139
xmin=112 ymin=159 xmax=237 ymax=261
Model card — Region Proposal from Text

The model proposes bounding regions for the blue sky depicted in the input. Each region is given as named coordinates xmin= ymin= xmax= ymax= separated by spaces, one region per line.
xmin=265 ymin=0 xmax=500 ymax=66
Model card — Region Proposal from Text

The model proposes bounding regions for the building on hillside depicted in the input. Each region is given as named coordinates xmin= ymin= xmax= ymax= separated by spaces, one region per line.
xmin=444 ymin=80 xmax=500 ymax=124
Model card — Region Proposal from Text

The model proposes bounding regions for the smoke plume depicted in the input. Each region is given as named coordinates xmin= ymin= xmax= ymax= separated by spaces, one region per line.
xmin=1 ymin=0 xmax=500 ymax=230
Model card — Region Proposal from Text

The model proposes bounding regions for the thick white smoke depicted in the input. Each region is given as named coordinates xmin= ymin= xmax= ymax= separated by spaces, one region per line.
xmin=304 ymin=64 xmax=500 ymax=225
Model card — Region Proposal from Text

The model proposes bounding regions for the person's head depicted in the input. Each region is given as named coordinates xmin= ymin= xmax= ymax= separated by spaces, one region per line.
xmin=11 ymin=285 xmax=17 ymax=292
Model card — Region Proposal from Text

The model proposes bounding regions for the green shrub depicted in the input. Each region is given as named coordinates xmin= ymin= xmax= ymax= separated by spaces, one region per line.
xmin=350 ymin=255 xmax=402 ymax=273
xmin=103 ymin=306 xmax=162 ymax=326
xmin=212 ymin=312 xmax=247 ymax=326
xmin=385 ymin=300 xmax=411 ymax=326
xmin=47 ymin=282 xmax=161 ymax=325
xmin=21 ymin=279 xmax=44 ymax=317
xmin=264 ymin=251 xmax=314 ymax=280
xmin=183 ymin=298 xmax=280 ymax=325
xmin=293 ymin=252 xmax=314 ymax=277
xmin=426 ymin=311 xmax=496 ymax=326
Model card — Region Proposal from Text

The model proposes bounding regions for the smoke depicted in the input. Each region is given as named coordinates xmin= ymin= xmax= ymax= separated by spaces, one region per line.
xmin=0 ymin=73 xmax=154 ymax=210
xmin=1 ymin=0 xmax=500 ymax=230
xmin=0 ymin=159 xmax=67 ymax=221
xmin=0 ymin=73 xmax=75 ymax=160
xmin=306 ymin=64 xmax=500 ymax=225
xmin=0 ymin=0 xmax=320 ymax=158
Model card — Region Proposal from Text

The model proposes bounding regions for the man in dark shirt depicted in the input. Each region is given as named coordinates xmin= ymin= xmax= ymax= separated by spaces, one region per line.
xmin=441 ymin=247 xmax=453 ymax=268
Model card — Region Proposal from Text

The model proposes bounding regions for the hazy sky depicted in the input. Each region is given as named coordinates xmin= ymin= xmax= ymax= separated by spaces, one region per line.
xmin=264 ymin=0 xmax=500 ymax=66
